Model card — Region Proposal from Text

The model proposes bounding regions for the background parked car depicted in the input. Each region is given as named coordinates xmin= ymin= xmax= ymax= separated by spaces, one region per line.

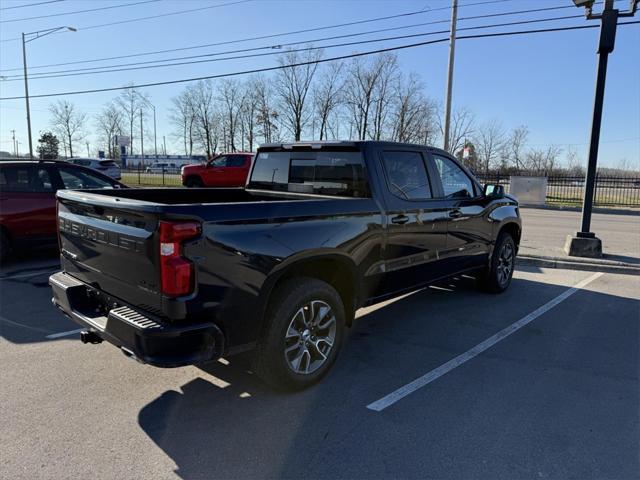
xmin=68 ymin=158 xmax=121 ymax=180
xmin=145 ymin=162 xmax=180 ymax=174
xmin=181 ymin=153 xmax=254 ymax=187
xmin=0 ymin=160 xmax=126 ymax=261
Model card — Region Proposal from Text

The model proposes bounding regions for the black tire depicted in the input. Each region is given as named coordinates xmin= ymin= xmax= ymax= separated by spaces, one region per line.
xmin=185 ymin=176 xmax=204 ymax=188
xmin=479 ymin=232 xmax=516 ymax=294
xmin=0 ymin=229 xmax=10 ymax=263
xmin=254 ymin=277 xmax=345 ymax=390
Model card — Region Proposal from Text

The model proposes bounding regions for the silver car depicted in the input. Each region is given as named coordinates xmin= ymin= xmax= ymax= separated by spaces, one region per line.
xmin=68 ymin=158 xmax=121 ymax=180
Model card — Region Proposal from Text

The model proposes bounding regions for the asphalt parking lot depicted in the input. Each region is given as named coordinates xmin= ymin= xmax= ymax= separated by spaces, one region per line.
xmin=1 ymin=252 xmax=638 ymax=480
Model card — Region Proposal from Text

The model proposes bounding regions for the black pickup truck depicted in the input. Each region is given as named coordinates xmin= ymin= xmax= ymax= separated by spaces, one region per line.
xmin=50 ymin=141 xmax=521 ymax=389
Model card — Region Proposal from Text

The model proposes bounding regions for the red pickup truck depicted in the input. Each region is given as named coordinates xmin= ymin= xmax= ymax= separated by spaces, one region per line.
xmin=181 ymin=153 xmax=254 ymax=188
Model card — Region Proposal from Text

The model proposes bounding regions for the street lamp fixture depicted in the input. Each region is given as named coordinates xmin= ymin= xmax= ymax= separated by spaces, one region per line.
xmin=22 ymin=26 xmax=76 ymax=159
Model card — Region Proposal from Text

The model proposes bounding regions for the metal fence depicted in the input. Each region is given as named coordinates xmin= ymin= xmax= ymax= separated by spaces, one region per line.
xmin=117 ymin=167 xmax=640 ymax=207
xmin=476 ymin=173 xmax=640 ymax=207
xmin=121 ymin=167 xmax=183 ymax=187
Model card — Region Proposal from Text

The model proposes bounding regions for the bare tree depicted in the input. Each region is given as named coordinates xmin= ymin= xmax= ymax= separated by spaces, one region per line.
xmin=565 ymin=147 xmax=585 ymax=176
xmin=313 ymin=62 xmax=344 ymax=141
xmin=275 ymin=48 xmax=322 ymax=141
xmin=253 ymin=75 xmax=278 ymax=144
xmin=391 ymin=73 xmax=437 ymax=144
xmin=95 ymin=102 xmax=124 ymax=159
xmin=170 ymin=88 xmax=197 ymax=156
xmin=116 ymin=86 xmax=149 ymax=155
xmin=505 ymin=125 xmax=529 ymax=172
xmin=438 ymin=106 xmax=475 ymax=155
xmin=526 ymin=145 xmax=562 ymax=175
xmin=239 ymin=76 xmax=264 ymax=151
xmin=189 ymin=80 xmax=220 ymax=156
xmin=474 ymin=119 xmax=506 ymax=174
xmin=371 ymin=54 xmax=399 ymax=140
xmin=344 ymin=56 xmax=385 ymax=140
xmin=218 ymin=78 xmax=244 ymax=151
xmin=49 ymin=100 xmax=87 ymax=158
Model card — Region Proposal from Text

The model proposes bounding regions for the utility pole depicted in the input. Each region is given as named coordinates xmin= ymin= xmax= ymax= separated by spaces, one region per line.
xmin=564 ymin=0 xmax=638 ymax=258
xmin=140 ymin=107 xmax=145 ymax=162
xmin=86 ymin=141 xmax=90 ymax=156
xmin=10 ymin=130 xmax=16 ymax=157
xmin=21 ymin=33 xmax=34 ymax=159
xmin=163 ymin=135 xmax=167 ymax=156
xmin=152 ymin=105 xmax=158 ymax=157
xmin=442 ymin=0 xmax=458 ymax=153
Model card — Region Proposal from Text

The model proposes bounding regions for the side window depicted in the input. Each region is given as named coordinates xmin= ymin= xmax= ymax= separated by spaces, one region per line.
xmin=209 ymin=156 xmax=227 ymax=167
xmin=58 ymin=167 xmax=114 ymax=189
xmin=433 ymin=155 xmax=475 ymax=199
xmin=381 ymin=151 xmax=432 ymax=200
xmin=0 ymin=166 xmax=53 ymax=193
xmin=227 ymin=155 xmax=247 ymax=167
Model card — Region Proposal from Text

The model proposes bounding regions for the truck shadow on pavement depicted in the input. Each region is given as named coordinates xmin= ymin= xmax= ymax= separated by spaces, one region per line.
xmin=137 ymin=272 xmax=639 ymax=479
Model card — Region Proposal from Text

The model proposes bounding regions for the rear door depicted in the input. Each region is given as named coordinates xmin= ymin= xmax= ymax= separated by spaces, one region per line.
xmin=0 ymin=164 xmax=57 ymax=239
xmin=224 ymin=154 xmax=251 ymax=186
xmin=374 ymin=148 xmax=449 ymax=296
xmin=429 ymin=153 xmax=492 ymax=270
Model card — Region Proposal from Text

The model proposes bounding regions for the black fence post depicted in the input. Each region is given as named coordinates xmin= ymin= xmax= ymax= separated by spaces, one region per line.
xmin=162 ymin=169 xmax=165 ymax=186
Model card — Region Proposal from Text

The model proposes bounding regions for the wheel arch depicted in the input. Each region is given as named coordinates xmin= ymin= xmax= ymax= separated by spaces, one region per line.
xmin=261 ymin=253 xmax=360 ymax=327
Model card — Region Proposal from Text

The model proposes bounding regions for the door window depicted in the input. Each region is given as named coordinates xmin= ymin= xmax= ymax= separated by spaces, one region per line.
xmin=0 ymin=166 xmax=53 ymax=192
xmin=209 ymin=156 xmax=227 ymax=167
xmin=227 ymin=155 xmax=247 ymax=167
xmin=381 ymin=151 xmax=432 ymax=200
xmin=58 ymin=167 xmax=115 ymax=189
xmin=433 ymin=155 xmax=475 ymax=199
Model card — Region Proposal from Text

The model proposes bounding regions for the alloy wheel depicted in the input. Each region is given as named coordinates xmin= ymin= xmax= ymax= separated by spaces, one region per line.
xmin=284 ymin=300 xmax=336 ymax=375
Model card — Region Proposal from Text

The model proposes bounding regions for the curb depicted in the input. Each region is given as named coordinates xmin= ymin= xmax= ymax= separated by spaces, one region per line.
xmin=516 ymin=254 xmax=640 ymax=275
xmin=519 ymin=204 xmax=640 ymax=216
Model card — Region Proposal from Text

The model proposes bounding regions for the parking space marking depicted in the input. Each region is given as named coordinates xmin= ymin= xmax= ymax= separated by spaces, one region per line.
xmin=46 ymin=328 xmax=84 ymax=339
xmin=366 ymin=272 xmax=604 ymax=412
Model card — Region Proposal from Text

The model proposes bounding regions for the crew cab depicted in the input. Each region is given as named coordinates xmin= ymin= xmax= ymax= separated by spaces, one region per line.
xmin=49 ymin=141 xmax=521 ymax=390
xmin=181 ymin=153 xmax=253 ymax=188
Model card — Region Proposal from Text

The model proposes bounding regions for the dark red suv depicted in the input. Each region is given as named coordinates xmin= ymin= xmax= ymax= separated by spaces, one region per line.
xmin=0 ymin=160 xmax=125 ymax=260
xmin=181 ymin=153 xmax=254 ymax=188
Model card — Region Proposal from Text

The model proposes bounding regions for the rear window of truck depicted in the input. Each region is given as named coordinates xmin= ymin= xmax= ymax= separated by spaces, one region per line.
xmin=247 ymin=151 xmax=370 ymax=198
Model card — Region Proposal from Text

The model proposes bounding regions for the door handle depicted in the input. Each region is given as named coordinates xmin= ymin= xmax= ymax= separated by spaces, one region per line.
xmin=391 ymin=214 xmax=409 ymax=225
xmin=449 ymin=209 xmax=462 ymax=219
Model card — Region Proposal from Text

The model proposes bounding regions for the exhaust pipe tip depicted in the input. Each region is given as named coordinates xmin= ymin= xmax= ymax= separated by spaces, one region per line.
xmin=80 ymin=330 xmax=102 ymax=344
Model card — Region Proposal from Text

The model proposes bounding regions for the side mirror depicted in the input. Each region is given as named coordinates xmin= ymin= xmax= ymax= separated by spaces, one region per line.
xmin=484 ymin=184 xmax=505 ymax=199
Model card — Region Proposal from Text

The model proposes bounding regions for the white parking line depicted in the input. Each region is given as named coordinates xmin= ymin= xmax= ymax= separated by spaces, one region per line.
xmin=366 ymin=271 xmax=604 ymax=412
xmin=46 ymin=328 xmax=84 ymax=339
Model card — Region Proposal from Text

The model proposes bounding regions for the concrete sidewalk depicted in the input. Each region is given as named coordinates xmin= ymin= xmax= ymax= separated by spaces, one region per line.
xmin=516 ymin=207 xmax=640 ymax=274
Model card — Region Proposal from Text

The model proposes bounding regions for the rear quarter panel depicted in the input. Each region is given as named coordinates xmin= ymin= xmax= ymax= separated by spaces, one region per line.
xmin=176 ymin=197 xmax=384 ymax=346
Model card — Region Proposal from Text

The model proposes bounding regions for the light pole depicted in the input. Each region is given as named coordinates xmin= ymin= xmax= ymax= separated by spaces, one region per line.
xmin=564 ymin=0 xmax=638 ymax=258
xmin=442 ymin=0 xmax=458 ymax=152
xmin=21 ymin=26 xmax=76 ymax=159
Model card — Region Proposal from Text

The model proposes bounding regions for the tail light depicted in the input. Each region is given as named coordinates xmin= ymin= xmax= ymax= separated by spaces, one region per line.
xmin=159 ymin=221 xmax=201 ymax=297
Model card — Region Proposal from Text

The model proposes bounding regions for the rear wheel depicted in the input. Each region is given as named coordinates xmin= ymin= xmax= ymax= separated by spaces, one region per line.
xmin=479 ymin=232 xmax=516 ymax=294
xmin=0 ymin=230 xmax=11 ymax=262
xmin=185 ymin=176 xmax=204 ymax=188
xmin=254 ymin=278 xmax=345 ymax=390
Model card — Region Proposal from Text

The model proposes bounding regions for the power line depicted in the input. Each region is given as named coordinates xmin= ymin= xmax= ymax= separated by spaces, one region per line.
xmin=0 ymin=2 xmax=574 ymax=73
xmin=0 ymin=0 xmax=66 ymax=10
xmin=1 ymin=21 xmax=637 ymax=102
xmin=0 ymin=0 xmax=510 ymax=44
xmin=2 ymin=14 xmax=586 ymax=81
xmin=0 ymin=0 xmax=162 ymax=23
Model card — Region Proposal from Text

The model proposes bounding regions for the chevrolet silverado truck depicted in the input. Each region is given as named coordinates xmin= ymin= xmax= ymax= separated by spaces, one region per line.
xmin=50 ymin=141 xmax=521 ymax=390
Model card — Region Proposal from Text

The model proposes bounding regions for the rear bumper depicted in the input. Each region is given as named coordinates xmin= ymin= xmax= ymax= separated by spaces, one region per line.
xmin=49 ymin=272 xmax=224 ymax=367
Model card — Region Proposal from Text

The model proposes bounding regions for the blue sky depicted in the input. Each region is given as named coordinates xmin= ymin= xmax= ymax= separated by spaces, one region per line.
xmin=0 ymin=0 xmax=638 ymax=168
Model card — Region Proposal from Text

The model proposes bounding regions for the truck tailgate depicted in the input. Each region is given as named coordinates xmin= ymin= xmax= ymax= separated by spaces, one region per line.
xmin=57 ymin=193 xmax=163 ymax=314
